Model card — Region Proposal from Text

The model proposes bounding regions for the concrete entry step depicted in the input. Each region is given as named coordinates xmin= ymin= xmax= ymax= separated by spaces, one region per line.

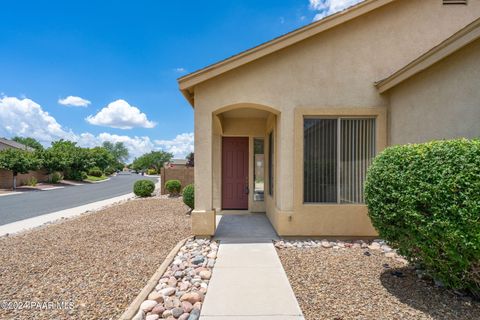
xmin=214 ymin=213 xmax=279 ymax=242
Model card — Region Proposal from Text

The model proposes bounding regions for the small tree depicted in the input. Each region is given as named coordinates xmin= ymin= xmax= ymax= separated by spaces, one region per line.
xmin=0 ymin=148 xmax=40 ymax=189
xmin=132 ymin=150 xmax=173 ymax=172
xmin=186 ymin=152 xmax=194 ymax=167
xmin=11 ymin=136 xmax=44 ymax=150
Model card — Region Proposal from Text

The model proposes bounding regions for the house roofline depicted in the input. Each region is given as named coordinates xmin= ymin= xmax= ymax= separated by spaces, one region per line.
xmin=177 ymin=0 xmax=397 ymax=107
xmin=376 ymin=18 xmax=480 ymax=93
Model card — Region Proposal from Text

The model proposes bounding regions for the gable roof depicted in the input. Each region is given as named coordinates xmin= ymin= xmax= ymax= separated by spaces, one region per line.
xmin=376 ymin=18 xmax=480 ymax=93
xmin=0 ymin=138 xmax=34 ymax=151
xmin=177 ymin=0 xmax=397 ymax=106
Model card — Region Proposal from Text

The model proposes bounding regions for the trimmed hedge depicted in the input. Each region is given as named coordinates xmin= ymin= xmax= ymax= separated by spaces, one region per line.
xmin=147 ymin=168 xmax=157 ymax=175
xmin=165 ymin=179 xmax=181 ymax=195
xmin=365 ymin=139 xmax=480 ymax=294
xmin=183 ymin=184 xmax=194 ymax=209
xmin=133 ymin=179 xmax=155 ymax=197
xmin=88 ymin=167 xmax=103 ymax=177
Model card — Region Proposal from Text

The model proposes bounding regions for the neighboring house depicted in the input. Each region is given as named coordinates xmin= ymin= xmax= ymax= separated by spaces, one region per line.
xmin=164 ymin=159 xmax=188 ymax=168
xmin=177 ymin=0 xmax=480 ymax=237
xmin=0 ymin=138 xmax=34 ymax=152
xmin=0 ymin=138 xmax=47 ymax=189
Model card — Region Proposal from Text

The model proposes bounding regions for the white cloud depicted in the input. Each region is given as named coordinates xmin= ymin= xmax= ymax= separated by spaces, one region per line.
xmin=86 ymin=99 xmax=156 ymax=129
xmin=58 ymin=95 xmax=91 ymax=107
xmin=174 ymin=67 xmax=187 ymax=73
xmin=155 ymin=132 xmax=194 ymax=158
xmin=0 ymin=96 xmax=77 ymax=143
xmin=309 ymin=0 xmax=363 ymax=21
xmin=77 ymin=132 xmax=155 ymax=160
xmin=0 ymin=95 xmax=157 ymax=161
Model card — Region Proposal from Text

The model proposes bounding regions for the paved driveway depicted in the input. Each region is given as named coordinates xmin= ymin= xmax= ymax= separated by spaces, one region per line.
xmin=0 ymin=173 xmax=158 ymax=226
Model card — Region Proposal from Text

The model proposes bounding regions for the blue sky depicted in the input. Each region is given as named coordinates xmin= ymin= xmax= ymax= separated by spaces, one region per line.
xmin=0 ymin=0 xmax=360 ymax=161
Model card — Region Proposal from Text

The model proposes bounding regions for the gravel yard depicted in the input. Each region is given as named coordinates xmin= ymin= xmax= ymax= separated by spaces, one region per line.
xmin=0 ymin=197 xmax=191 ymax=320
xmin=278 ymin=244 xmax=480 ymax=320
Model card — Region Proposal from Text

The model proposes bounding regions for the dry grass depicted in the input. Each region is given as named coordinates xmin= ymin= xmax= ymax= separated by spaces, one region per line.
xmin=0 ymin=197 xmax=191 ymax=320
xmin=278 ymin=247 xmax=480 ymax=320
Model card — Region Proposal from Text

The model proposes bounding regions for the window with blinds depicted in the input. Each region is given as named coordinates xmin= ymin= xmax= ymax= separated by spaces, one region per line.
xmin=304 ymin=118 xmax=376 ymax=204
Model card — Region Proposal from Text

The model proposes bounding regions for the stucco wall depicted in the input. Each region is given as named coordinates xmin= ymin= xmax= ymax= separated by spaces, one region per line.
xmin=389 ymin=38 xmax=480 ymax=145
xmin=191 ymin=0 xmax=480 ymax=236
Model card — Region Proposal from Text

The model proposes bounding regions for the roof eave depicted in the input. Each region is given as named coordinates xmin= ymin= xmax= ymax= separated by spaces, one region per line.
xmin=376 ymin=18 xmax=480 ymax=93
xmin=178 ymin=0 xmax=397 ymax=103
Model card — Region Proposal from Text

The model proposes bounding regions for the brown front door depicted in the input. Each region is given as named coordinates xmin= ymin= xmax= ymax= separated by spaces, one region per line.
xmin=222 ymin=137 xmax=249 ymax=210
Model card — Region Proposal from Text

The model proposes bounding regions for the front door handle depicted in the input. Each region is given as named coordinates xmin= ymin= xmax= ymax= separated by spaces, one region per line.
xmin=245 ymin=186 xmax=249 ymax=195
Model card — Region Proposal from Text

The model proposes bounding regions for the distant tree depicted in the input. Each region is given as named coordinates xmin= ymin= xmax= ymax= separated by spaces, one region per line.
xmin=132 ymin=151 xmax=173 ymax=172
xmin=102 ymin=141 xmax=129 ymax=164
xmin=186 ymin=152 xmax=194 ymax=167
xmin=0 ymin=148 xmax=40 ymax=189
xmin=11 ymin=136 xmax=44 ymax=150
xmin=42 ymin=140 xmax=92 ymax=180
xmin=88 ymin=147 xmax=114 ymax=171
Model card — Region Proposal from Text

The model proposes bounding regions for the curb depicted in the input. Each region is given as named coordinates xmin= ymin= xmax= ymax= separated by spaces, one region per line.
xmin=82 ymin=177 xmax=111 ymax=184
xmin=118 ymin=236 xmax=192 ymax=320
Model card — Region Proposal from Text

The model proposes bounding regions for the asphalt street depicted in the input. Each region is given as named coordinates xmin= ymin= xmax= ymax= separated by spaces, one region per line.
xmin=0 ymin=173 xmax=158 ymax=225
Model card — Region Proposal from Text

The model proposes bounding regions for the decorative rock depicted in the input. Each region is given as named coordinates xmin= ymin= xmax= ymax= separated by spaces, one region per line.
xmin=199 ymin=270 xmax=211 ymax=280
xmin=178 ymin=314 xmax=190 ymax=320
xmin=188 ymin=308 xmax=200 ymax=320
xmin=160 ymin=287 xmax=176 ymax=297
xmin=165 ymin=296 xmax=181 ymax=309
xmin=191 ymin=256 xmax=204 ymax=265
xmin=151 ymin=304 xmax=165 ymax=315
xmin=193 ymin=302 xmax=202 ymax=310
xmin=207 ymin=252 xmax=217 ymax=259
xmin=140 ymin=300 xmax=158 ymax=312
xmin=132 ymin=309 xmax=145 ymax=320
xmin=181 ymin=301 xmax=193 ymax=313
xmin=368 ymin=242 xmax=381 ymax=250
xmin=321 ymin=241 xmax=332 ymax=248
xmin=148 ymin=291 xmax=164 ymax=303
xmin=172 ymin=307 xmax=184 ymax=318
xmin=162 ymin=309 xmax=173 ymax=318
xmin=146 ymin=314 xmax=159 ymax=320
xmin=385 ymin=252 xmax=396 ymax=258
xmin=180 ymin=292 xmax=202 ymax=304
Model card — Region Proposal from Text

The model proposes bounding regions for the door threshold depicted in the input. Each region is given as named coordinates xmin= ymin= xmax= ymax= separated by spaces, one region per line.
xmin=219 ymin=210 xmax=251 ymax=215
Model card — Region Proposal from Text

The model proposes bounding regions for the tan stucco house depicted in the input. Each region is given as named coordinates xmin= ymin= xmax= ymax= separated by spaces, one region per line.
xmin=177 ymin=0 xmax=480 ymax=237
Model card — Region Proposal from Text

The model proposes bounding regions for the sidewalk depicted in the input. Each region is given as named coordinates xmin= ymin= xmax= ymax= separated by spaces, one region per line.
xmin=200 ymin=214 xmax=304 ymax=320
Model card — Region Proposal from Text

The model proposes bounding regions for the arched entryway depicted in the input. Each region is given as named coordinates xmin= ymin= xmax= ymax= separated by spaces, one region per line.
xmin=212 ymin=103 xmax=280 ymax=215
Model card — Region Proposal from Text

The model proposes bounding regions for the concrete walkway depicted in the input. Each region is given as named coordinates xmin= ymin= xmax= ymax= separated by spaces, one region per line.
xmin=200 ymin=214 xmax=304 ymax=320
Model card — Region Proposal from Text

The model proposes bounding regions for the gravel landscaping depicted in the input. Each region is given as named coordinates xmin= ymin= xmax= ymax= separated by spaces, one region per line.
xmin=133 ymin=238 xmax=218 ymax=320
xmin=0 ymin=197 xmax=191 ymax=320
xmin=277 ymin=240 xmax=480 ymax=320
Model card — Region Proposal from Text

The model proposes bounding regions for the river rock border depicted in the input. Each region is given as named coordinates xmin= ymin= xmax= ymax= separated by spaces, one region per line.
xmin=274 ymin=239 xmax=408 ymax=264
xmin=132 ymin=238 xmax=218 ymax=320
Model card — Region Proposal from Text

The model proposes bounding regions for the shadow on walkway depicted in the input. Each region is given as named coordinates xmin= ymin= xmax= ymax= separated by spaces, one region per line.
xmin=214 ymin=213 xmax=279 ymax=243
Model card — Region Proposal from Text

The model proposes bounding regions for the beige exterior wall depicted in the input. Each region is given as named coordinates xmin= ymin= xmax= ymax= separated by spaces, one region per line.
xmin=190 ymin=0 xmax=480 ymax=236
xmin=389 ymin=38 xmax=480 ymax=145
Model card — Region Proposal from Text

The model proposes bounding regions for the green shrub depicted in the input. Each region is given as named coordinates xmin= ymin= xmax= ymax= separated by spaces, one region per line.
xmin=147 ymin=168 xmax=157 ymax=175
xmin=25 ymin=177 xmax=38 ymax=186
xmin=183 ymin=184 xmax=194 ymax=209
xmin=104 ymin=167 xmax=116 ymax=176
xmin=165 ymin=179 xmax=181 ymax=195
xmin=365 ymin=139 xmax=480 ymax=295
xmin=49 ymin=172 xmax=63 ymax=184
xmin=65 ymin=170 xmax=87 ymax=181
xmin=134 ymin=179 xmax=155 ymax=197
xmin=88 ymin=167 xmax=103 ymax=177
